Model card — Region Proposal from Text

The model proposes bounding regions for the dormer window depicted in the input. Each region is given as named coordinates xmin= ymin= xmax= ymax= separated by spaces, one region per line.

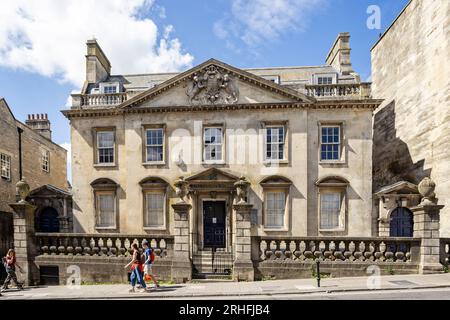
xmin=312 ymin=73 xmax=337 ymax=85
xmin=103 ymin=86 xmax=117 ymax=94
xmin=99 ymin=82 xmax=120 ymax=94
xmin=261 ymin=75 xmax=280 ymax=84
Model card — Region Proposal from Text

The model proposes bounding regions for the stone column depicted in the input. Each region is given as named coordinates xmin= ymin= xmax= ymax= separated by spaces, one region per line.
xmin=233 ymin=203 xmax=254 ymax=281
xmin=411 ymin=177 xmax=445 ymax=274
xmin=171 ymin=202 xmax=192 ymax=283
xmin=170 ymin=177 xmax=192 ymax=283
xmin=232 ymin=176 xmax=254 ymax=281
xmin=9 ymin=180 xmax=39 ymax=286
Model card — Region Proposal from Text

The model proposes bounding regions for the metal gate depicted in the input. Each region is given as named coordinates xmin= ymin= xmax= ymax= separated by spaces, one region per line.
xmin=210 ymin=247 xmax=233 ymax=275
xmin=0 ymin=213 xmax=13 ymax=281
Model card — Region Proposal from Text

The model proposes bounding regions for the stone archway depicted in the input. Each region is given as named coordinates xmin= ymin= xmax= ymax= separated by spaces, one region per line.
xmin=37 ymin=207 xmax=60 ymax=233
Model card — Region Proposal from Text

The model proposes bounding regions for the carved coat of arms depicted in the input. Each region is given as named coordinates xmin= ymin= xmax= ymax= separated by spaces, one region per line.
xmin=186 ymin=66 xmax=239 ymax=105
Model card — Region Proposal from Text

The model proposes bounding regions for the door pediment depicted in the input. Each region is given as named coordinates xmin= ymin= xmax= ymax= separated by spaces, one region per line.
xmin=186 ymin=168 xmax=239 ymax=191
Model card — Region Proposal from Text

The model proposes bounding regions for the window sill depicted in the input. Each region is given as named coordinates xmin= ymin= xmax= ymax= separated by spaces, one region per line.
xmin=319 ymin=160 xmax=346 ymax=165
xmin=94 ymin=163 xmax=117 ymax=168
xmin=263 ymin=227 xmax=289 ymax=232
xmin=95 ymin=226 xmax=117 ymax=230
xmin=318 ymin=228 xmax=345 ymax=232
xmin=142 ymin=161 xmax=166 ymax=166
xmin=143 ymin=226 xmax=167 ymax=231
xmin=202 ymin=160 xmax=226 ymax=165
xmin=263 ymin=159 xmax=289 ymax=165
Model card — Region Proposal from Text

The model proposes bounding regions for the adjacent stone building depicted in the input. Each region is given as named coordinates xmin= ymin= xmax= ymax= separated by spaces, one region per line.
xmin=371 ymin=0 xmax=450 ymax=236
xmin=0 ymin=98 xmax=71 ymax=239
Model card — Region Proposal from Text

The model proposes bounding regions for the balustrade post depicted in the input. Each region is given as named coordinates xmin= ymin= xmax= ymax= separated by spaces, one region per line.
xmin=232 ymin=203 xmax=254 ymax=281
xmin=9 ymin=180 xmax=39 ymax=286
xmin=171 ymin=202 xmax=192 ymax=283
xmin=411 ymin=178 xmax=445 ymax=274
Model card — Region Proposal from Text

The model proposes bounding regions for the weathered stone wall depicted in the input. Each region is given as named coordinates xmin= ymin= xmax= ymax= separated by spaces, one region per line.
xmin=70 ymin=106 xmax=373 ymax=237
xmin=371 ymin=0 xmax=450 ymax=235
xmin=0 ymin=99 xmax=68 ymax=214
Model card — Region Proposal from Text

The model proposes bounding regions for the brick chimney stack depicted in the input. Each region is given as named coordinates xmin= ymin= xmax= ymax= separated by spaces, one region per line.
xmin=86 ymin=39 xmax=111 ymax=84
xmin=25 ymin=113 xmax=52 ymax=140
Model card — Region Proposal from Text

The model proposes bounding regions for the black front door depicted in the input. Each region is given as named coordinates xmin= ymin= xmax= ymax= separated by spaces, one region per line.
xmin=390 ymin=207 xmax=413 ymax=237
xmin=203 ymin=201 xmax=226 ymax=248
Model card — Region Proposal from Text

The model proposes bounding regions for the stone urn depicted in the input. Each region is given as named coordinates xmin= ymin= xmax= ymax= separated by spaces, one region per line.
xmin=174 ymin=176 xmax=189 ymax=203
xmin=418 ymin=177 xmax=437 ymax=205
xmin=234 ymin=176 xmax=250 ymax=205
xmin=16 ymin=180 xmax=30 ymax=204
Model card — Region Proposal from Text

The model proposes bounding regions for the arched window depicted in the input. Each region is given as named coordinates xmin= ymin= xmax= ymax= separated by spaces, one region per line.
xmin=315 ymin=175 xmax=349 ymax=231
xmin=91 ymin=178 xmax=119 ymax=230
xmin=260 ymin=176 xmax=292 ymax=230
xmin=390 ymin=207 xmax=413 ymax=237
xmin=139 ymin=177 xmax=169 ymax=230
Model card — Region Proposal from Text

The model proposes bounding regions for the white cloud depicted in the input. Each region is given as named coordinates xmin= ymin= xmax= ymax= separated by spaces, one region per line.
xmin=59 ymin=142 xmax=72 ymax=184
xmin=214 ymin=0 xmax=326 ymax=47
xmin=0 ymin=0 xmax=194 ymax=87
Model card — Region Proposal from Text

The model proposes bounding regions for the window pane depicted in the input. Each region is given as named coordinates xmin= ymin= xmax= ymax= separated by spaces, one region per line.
xmin=204 ymin=127 xmax=222 ymax=161
xmin=265 ymin=192 xmax=285 ymax=228
xmin=145 ymin=193 xmax=164 ymax=227
xmin=98 ymin=194 xmax=115 ymax=227
xmin=320 ymin=193 xmax=341 ymax=229
xmin=266 ymin=126 xmax=284 ymax=161
xmin=98 ymin=132 xmax=114 ymax=148
xmin=320 ymin=126 xmax=340 ymax=161
xmin=1 ymin=153 xmax=11 ymax=179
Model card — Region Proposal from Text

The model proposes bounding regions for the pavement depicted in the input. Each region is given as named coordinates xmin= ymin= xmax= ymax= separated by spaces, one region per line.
xmin=1 ymin=273 xmax=450 ymax=300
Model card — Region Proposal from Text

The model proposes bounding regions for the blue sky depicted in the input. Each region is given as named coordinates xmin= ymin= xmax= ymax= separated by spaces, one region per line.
xmin=0 ymin=0 xmax=408 ymax=165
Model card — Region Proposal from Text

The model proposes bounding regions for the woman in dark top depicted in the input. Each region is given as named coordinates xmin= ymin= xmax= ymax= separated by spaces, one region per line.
xmin=124 ymin=243 xmax=148 ymax=293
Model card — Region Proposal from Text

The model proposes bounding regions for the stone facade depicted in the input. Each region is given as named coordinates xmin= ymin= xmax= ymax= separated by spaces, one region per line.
xmin=63 ymin=34 xmax=379 ymax=267
xmin=371 ymin=0 xmax=450 ymax=236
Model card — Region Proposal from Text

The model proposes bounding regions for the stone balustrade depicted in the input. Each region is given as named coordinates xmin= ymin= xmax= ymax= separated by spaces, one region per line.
xmin=257 ymin=236 xmax=420 ymax=263
xmin=305 ymin=83 xmax=371 ymax=99
xmin=72 ymin=93 xmax=128 ymax=107
xmin=35 ymin=233 xmax=173 ymax=259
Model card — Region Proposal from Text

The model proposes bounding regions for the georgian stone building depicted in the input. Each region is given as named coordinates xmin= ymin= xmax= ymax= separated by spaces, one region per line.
xmin=63 ymin=32 xmax=380 ymax=256
xmin=371 ymin=0 xmax=450 ymax=237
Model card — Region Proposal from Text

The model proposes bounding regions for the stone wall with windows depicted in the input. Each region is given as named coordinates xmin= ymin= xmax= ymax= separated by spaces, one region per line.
xmin=0 ymin=98 xmax=68 ymax=214
xmin=371 ymin=0 xmax=450 ymax=236
xmin=69 ymin=106 xmax=373 ymax=237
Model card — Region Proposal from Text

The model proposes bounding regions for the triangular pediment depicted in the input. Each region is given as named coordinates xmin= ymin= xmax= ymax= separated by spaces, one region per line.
xmin=375 ymin=181 xmax=419 ymax=196
xmin=186 ymin=167 xmax=239 ymax=182
xmin=120 ymin=59 xmax=315 ymax=109
xmin=29 ymin=184 xmax=71 ymax=197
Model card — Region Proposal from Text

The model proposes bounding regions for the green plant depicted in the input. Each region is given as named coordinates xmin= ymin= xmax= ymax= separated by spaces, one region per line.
xmin=443 ymin=265 xmax=449 ymax=273
xmin=387 ymin=266 xmax=395 ymax=275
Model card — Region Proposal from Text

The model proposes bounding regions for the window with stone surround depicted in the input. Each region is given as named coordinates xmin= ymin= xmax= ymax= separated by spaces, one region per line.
xmin=265 ymin=125 xmax=285 ymax=161
xmin=316 ymin=176 xmax=348 ymax=232
xmin=96 ymin=192 xmax=116 ymax=228
xmin=94 ymin=128 xmax=115 ymax=165
xmin=41 ymin=149 xmax=50 ymax=172
xmin=0 ymin=153 xmax=11 ymax=180
xmin=145 ymin=128 xmax=164 ymax=163
xmin=140 ymin=177 xmax=168 ymax=230
xmin=203 ymin=126 xmax=224 ymax=163
xmin=261 ymin=176 xmax=292 ymax=231
xmin=91 ymin=178 xmax=119 ymax=230
xmin=319 ymin=124 xmax=343 ymax=162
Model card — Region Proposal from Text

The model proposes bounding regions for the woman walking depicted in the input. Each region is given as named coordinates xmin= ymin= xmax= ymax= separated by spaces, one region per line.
xmin=124 ymin=243 xmax=148 ymax=293
xmin=1 ymin=249 xmax=24 ymax=292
